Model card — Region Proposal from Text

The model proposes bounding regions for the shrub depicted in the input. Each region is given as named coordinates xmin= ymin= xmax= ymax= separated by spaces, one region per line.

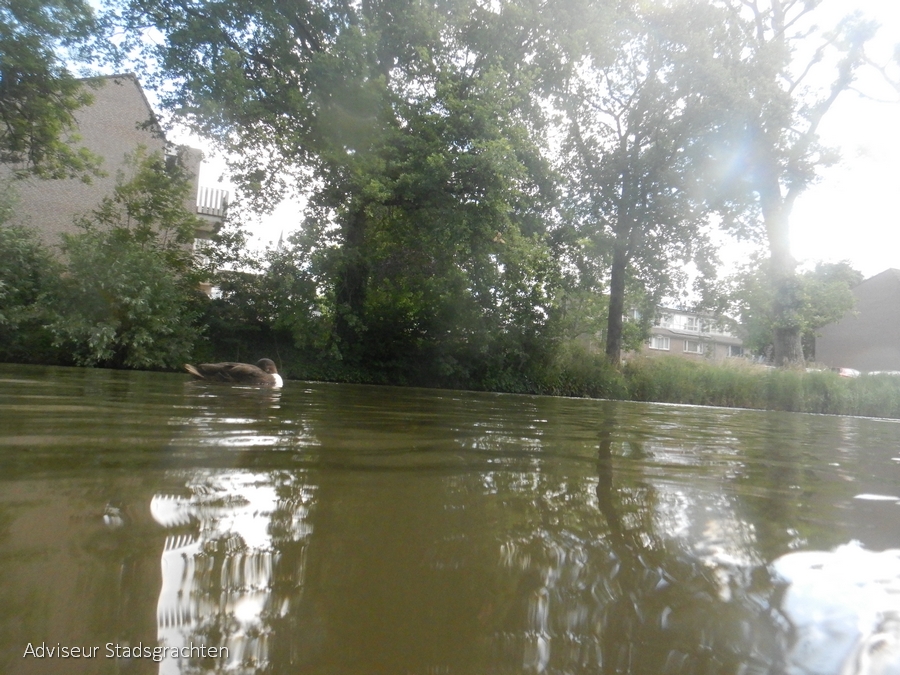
xmin=0 ymin=222 xmax=62 ymax=363
xmin=49 ymin=149 xmax=206 ymax=369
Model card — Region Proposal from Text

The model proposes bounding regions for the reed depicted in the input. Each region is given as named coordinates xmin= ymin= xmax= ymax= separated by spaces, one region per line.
xmin=619 ymin=355 xmax=900 ymax=418
xmin=532 ymin=342 xmax=628 ymax=399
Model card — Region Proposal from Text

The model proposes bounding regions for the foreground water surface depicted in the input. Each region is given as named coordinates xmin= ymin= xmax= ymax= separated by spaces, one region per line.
xmin=1 ymin=363 xmax=900 ymax=675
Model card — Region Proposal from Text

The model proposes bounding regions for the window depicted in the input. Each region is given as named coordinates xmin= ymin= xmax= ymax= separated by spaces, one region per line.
xmin=701 ymin=319 xmax=720 ymax=334
xmin=650 ymin=335 xmax=670 ymax=350
xmin=728 ymin=345 xmax=744 ymax=358
xmin=656 ymin=313 xmax=673 ymax=328
xmin=684 ymin=340 xmax=703 ymax=354
xmin=684 ymin=316 xmax=700 ymax=332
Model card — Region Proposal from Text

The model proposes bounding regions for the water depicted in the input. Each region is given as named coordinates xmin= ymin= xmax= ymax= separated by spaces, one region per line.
xmin=1 ymin=363 xmax=900 ymax=674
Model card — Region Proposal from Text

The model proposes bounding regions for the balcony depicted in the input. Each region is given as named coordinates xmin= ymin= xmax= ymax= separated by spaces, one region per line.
xmin=197 ymin=186 xmax=228 ymax=218
xmin=194 ymin=186 xmax=229 ymax=240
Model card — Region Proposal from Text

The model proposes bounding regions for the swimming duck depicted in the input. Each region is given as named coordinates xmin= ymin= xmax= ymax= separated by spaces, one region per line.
xmin=184 ymin=358 xmax=283 ymax=387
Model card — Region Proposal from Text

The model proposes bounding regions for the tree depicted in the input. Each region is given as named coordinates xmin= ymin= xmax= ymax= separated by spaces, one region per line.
xmin=0 ymin=206 xmax=62 ymax=362
xmin=724 ymin=258 xmax=862 ymax=360
xmin=196 ymin=221 xmax=329 ymax=366
xmin=560 ymin=2 xmax=734 ymax=364
xmin=113 ymin=0 xmax=601 ymax=379
xmin=0 ymin=0 xmax=105 ymax=178
xmin=709 ymin=0 xmax=876 ymax=364
xmin=50 ymin=149 xmax=206 ymax=368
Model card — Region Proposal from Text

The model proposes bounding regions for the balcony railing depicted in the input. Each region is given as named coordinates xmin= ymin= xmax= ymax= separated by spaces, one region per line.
xmin=197 ymin=186 xmax=228 ymax=218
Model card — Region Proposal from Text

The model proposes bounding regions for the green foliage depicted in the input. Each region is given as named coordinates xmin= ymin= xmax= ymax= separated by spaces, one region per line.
xmin=531 ymin=341 xmax=627 ymax=399
xmin=117 ymin=0 xmax=584 ymax=375
xmin=553 ymin=287 xmax=609 ymax=346
xmin=49 ymin=150 xmax=205 ymax=368
xmin=0 ymin=220 xmax=48 ymax=326
xmin=723 ymin=258 xmax=862 ymax=359
xmin=560 ymin=1 xmax=738 ymax=361
xmin=0 ymin=217 xmax=62 ymax=363
xmin=0 ymin=0 xmax=105 ymax=179
xmin=198 ymin=228 xmax=327 ymax=369
xmin=621 ymin=356 xmax=900 ymax=418
xmin=799 ymin=262 xmax=864 ymax=358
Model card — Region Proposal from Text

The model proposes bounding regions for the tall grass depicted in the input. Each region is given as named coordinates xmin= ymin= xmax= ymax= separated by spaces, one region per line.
xmin=531 ymin=341 xmax=628 ymax=400
xmin=618 ymin=355 xmax=900 ymax=418
xmin=221 ymin=334 xmax=900 ymax=417
xmin=623 ymin=355 xmax=768 ymax=408
xmin=504 ymin=342 xmax=900 ymax=417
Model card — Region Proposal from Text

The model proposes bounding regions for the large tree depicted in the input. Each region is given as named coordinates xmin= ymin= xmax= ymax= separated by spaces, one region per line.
xmin=113 ymin=0 xmax=608 ymax=376
xmin=710 ymin=0 xmax=875 ymax=364
xmin=561 ymin=2 xmax=734 ymax=364
xmin=724 ymin=258 xmax=862 ymax=361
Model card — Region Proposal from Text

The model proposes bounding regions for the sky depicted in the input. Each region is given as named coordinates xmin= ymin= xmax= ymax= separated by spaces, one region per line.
xmin=173 ymin=0 xmax=900 ymax=280
xmin=785 ymin=0 xmax=900 ymax=278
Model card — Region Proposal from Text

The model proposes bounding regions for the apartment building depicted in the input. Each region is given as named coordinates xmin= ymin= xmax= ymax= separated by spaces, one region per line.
xmin=3 ymin=73 xmax=227 ymax=248
xmin=643 ymin=307 xmax=744 ymax=360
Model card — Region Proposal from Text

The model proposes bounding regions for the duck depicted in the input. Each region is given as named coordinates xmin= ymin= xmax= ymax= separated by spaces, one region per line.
xmin=184 ymin=358 xmax=283 ymax=388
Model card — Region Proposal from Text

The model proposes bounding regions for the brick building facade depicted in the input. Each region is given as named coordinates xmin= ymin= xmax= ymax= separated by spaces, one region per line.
xmin=2 ymin=73 xmax=226 ymax=249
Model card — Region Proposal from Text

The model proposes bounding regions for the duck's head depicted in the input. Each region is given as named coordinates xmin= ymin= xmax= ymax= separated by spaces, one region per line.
xmin=256 ymin=358 xmax=278 ymax=374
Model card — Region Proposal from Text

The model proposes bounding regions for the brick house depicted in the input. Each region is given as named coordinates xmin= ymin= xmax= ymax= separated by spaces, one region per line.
xmin=2 ymin=73 xmax=226 ymax=248
xmin=815 ymin=269 xmax=900 ymax=372
xmin=641 ymin=307 xmax=744 ymax=360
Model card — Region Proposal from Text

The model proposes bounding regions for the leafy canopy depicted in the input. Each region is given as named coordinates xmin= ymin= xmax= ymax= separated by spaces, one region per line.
xmin=113 ymin=0 xmax=604 ymax=377
xmin=0 ymin=0 xmax=106 ymax=179
xmin=559 ymin=1 xmax=743 ymax=361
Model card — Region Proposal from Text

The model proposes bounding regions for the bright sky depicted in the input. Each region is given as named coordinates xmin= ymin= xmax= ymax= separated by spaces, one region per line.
xmin=787 ymin=0 xmax=900 ymax=278
xmin=176 ymin=1 xmax=900 ymax=279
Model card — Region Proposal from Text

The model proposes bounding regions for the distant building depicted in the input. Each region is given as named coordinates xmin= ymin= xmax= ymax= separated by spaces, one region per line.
xmin=2 ymin=73 xmax=227 ymax=248
xmin=815 ymin=269 xmax=900 ymax=372
xmin=640 ymin=307 xmax=744 ymax=360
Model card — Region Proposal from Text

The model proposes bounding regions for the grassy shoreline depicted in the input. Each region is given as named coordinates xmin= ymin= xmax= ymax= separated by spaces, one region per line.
xmin=278 ymin=347 xmax=900 ymax=419
xmin=6 ymin=350 xmax=900 ymax=419
xmin=536 ymin=352 xmax=900 ymax=419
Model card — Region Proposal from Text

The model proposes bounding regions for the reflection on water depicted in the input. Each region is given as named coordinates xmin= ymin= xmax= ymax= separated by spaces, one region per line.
xmin=2 ymin=364 xmax=900 ymax=674
xmin=773 ymin=543 xmax=900 ymax=674
xmin=151 ymin=471 xmax=314 ymax=673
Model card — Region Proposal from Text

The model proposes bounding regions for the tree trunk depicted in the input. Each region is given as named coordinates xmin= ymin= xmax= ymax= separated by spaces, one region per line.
xmin=605 ymin=238 xmax=628 ymax=365
xmin=770 ymin=270 xmax=804 ymax=365
xmin=760 ymin=176 xmax=804 ymax=365
xmin=772 ymin=324 xmax=803 ymax=365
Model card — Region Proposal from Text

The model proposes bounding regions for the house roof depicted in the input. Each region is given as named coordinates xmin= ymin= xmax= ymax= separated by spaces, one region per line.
xmin=854 ymin=268 xmax=900 ymax=290
xmin=656 ymin=305 xmax=737 ymax=321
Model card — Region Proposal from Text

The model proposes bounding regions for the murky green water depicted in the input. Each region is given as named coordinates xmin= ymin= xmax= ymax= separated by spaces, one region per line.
xmin=2 ymin=364 xmax=900 ymax=675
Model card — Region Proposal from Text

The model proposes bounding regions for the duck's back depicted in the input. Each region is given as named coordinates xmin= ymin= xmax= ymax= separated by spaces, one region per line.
xmin=185 ymin=362 xmax=267 ymax=383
